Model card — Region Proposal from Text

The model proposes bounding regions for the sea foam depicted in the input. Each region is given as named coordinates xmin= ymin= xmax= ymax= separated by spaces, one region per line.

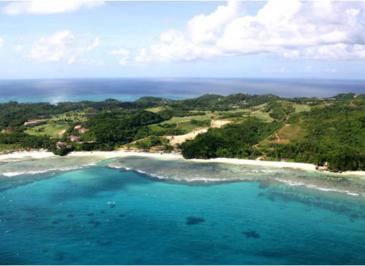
xmin=108 ymin=156 xmax=365 ymax=197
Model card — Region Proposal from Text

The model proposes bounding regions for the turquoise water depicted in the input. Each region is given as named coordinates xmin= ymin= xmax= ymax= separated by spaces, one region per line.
xmin=1 ymin=165 xmax=365 ymax=264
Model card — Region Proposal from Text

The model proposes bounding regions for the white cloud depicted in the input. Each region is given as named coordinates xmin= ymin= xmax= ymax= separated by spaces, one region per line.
xmin=111 ymin=48 xmax=130 ymax=65
xmin=3 ymin=0 xmax=104 ymax=15
xmin=137 ymin=0 xmax=365 ymax=63
xmin=28 ymin=30 xmax=99 ymax=64
xmin=0 ymin=37 xmax=4 ymax=48
xmin=86 ymin=37 xmax=99 ymax=51
xmin=14 ymin=44 xmax=24 ymax=51
xmin=187 ymin=0 xmax=241 ymax=44
xmin=281 ymin=44 xmax=365 ymax=60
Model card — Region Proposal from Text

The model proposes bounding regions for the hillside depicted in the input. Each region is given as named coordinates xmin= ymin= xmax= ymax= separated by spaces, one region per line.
xmin=0 ymin=93 xmax=364 ymax=171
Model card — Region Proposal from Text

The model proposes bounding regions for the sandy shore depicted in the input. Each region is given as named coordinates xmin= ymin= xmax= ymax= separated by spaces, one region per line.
xmin=192 ymin=157 xmax=317 ymax=171
xmin=0 ymin=150 xmax=56 ymax=161
xmin=67 ymin=150 xmax=183 ymax=161
xmin=0 ymin=150 xmax=182 ymax=161
xmin=1 ymin=150 xmax=365 ymax=176
xmin=0 ymin=150 xmax=314 ymax=170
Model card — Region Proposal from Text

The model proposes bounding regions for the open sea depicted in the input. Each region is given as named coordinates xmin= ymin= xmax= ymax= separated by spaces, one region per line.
xmin=0 ymin=78 xmax=365 ymax=102
xmin=1 ymin=155 xmax=365 ymax=265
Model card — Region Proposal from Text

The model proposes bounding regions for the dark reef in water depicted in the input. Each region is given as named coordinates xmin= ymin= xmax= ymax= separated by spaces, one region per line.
xmin=260 ymin=189 xmax=365 ymax=220
xmin=242 ymin=230 xmax=260 ymax=239
xmin=54 ymin=251 xmax=65 ymax=261
xmin=186 ymin=216 xmax=205 ymax=225
xmin=88 ymin=220 xmax=101 ymax=227
xmin=96 ymin=239 xmax=113 ymax=247
xmin=108 ymin=201 xmax=116 ymax=208
xmin=52 ymin=218 xmax=64 ymax=225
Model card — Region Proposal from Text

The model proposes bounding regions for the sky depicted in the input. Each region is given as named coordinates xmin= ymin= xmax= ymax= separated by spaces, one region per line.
xmin=1 ymin=0 xmax=365 ymax=79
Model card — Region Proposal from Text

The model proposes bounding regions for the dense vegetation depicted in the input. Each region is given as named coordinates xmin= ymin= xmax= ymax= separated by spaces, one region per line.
xmin=0 ymin=92 xmax=364 ymax=171
xmin=84 ymin=110 xmax=164 ymax=150
xmin=179 ymin=93 xmax=365 ymax=171
xmin=0 ymin=132 xmax=53 ymax=150
xmin=181 ymin=118 xmax=280 ymax=159
xmin=264 ymin=97 xmax=365 ymax=171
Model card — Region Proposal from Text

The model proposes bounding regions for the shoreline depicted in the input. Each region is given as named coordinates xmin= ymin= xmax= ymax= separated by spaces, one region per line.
xmin=1 ymin=150 xmax=365 ymax=177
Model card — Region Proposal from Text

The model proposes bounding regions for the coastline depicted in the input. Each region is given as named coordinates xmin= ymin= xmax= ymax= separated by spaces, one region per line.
xmin=0 ymin=150 xmax=57 ymax=161
xmin=1 ymin=149 xmax=365 ymax=177
xmin=191 ymin=157 xmax=317 ymax=171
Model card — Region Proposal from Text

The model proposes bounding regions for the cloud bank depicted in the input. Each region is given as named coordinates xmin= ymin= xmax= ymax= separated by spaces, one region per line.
xmin=137 ymin=0 xmax=365 ymax=63
xmin=111 ymin=48 xmax=131 ymax=65
xmin=29 ymin=30 xmax=99 ymax=64
xmin=3 ymin=0 xmax=104 ymax=15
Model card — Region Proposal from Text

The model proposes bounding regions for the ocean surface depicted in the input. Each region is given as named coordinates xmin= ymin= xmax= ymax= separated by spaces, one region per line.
xmin=0 ymin=78 xmax=365 ymax=103
xmin=1 ymin=155 xmax=365 ymax=265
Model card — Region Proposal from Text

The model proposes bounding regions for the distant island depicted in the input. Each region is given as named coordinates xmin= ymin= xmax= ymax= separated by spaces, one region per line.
xmin=0 ymin=92 xmax=364 ymax=172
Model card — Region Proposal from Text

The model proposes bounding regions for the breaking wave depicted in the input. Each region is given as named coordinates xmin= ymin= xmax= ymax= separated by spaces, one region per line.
xmin=2 ymin=153 xmax=365 ymax=198
xmin=2 ymin=165 xmax=95 ymax=177
xmin=275 ymin=178 xmax=360 ymax=197
xmin=108 ymin=156 xmax=365 ymax=198
xmin=0 ymin=156 xmax=100 ymax=178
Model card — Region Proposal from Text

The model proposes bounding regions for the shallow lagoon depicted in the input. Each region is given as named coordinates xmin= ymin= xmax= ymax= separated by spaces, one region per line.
xmin=1 ymin=159 xmax=365 ymax=264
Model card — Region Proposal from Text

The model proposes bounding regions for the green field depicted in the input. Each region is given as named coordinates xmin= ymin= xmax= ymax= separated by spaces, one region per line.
xmin=26 ymin=110 xmax=88 ymax=138
xmin=26 ymin=123 xmax=68 ymax=138
xmin=147 ymin=113 xmax=213 ymax=136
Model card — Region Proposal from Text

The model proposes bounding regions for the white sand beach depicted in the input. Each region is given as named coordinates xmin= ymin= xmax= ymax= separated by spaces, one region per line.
xmin=67 ymin=150 xmax=183 ymax=161
xmin=1 ymin=150 xmax=365 ymax=177
xmin=0 ymin=150 xmax=56 ymax=161
xmin=192 ymin=157 xmax=317 ymax=171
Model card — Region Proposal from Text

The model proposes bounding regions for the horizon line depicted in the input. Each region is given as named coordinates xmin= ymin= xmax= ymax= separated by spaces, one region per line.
xmin=1 ymin=77 xmax=365 ymax=82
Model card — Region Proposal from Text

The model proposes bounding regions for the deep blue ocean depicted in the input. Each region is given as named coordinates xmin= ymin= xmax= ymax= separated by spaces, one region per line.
xmin=0 ymin=78 xmax=365 ymax=102
xmin=1 ymin=162 xmax=365 ymax=265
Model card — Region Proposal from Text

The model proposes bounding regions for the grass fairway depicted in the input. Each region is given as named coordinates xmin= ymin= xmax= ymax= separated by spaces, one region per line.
xmin=276 ymin=123 xmax=305 ymax=143
xmin=293 ymin=103 xmax=311 ymax=113
xmin=145 ymin=106 xmax=164 ymax=113
xmin=163 ymin=113 xmax=213 ymax=124
xmin=148 ymin=113 xmax=212 ymax=136
xmin=258 ymin=122 xmax=305 ymax=150
xmin=50 ymin=110 xmax=88 ymax=123
xmin=26 ymin=110 xmax=89 ymax=138
xmin=155 ymin=106 xmax=275 ymax=136
xmin=250 ymin=109 xmax=273 ymax=122
xmin=26 ymin=123 xmax=69 ymax=138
